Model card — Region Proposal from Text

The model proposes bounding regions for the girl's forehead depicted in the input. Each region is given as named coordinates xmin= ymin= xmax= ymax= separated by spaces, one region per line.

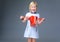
xmin=30 ymin=4 xmax=36 ymax=7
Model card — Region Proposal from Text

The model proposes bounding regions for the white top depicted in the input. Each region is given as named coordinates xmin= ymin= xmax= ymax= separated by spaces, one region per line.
xmin=24 ymin=12 xmax=40 ymax=39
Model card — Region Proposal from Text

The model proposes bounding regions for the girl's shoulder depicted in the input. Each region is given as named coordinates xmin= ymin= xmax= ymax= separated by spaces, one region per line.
xmin=36 ymin=13 xmax=40 ymax=15
xmin=25 ymin=12 xmax=31 ymax=16
xmin=26 ymin=12 xmax=30 ymax=14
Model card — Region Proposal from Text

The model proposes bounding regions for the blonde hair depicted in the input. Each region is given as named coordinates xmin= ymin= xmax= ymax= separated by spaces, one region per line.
xmin=29 ymin=1 xmax=38 ymax=9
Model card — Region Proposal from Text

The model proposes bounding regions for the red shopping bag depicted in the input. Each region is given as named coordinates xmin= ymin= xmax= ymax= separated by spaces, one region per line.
xmin=29 ymin=16 xmax=37 ymax=27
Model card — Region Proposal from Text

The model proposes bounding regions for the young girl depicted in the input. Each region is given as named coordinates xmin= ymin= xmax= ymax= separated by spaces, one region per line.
xmin=20 ymin=1 xmax=45 ymax=42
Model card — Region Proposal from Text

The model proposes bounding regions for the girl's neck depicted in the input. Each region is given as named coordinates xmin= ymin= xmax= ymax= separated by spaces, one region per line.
xmin=30 ymin=11 xmax=36 ymax=14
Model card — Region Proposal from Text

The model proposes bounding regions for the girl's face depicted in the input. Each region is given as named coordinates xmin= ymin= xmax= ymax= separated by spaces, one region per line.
xmin=29 ymin=4 xmax=37 ymax=13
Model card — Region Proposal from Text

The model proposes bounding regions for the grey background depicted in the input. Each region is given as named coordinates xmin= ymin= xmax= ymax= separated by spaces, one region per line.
xmin=0 ymin=0 xmax=60 ymax=42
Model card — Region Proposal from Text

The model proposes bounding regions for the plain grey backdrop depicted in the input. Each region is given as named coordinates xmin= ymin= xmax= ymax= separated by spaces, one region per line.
xmin=0 ymin=0 xmax=60 ymax=42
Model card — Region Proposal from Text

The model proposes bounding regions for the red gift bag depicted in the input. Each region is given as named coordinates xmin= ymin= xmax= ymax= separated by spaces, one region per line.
xmin=29 ymin=16 xmax=37 ymax=27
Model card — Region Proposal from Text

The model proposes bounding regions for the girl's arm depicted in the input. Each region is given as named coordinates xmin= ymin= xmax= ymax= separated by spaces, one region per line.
xmin=37 ymin=18 xmax=45 ymax=24
xmin=22 ymin=17 xmax=27 ymax=23
xmin=20 ymin=16 xmax=28 ymax=23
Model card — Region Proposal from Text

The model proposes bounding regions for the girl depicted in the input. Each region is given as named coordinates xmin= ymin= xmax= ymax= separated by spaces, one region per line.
xmin=20 ymin=1 xmax=45 ymax=42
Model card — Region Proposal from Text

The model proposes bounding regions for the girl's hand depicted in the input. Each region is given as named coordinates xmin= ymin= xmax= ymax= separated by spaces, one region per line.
xmin=38 ymin=18 xmax=45 ymax=25
xmin=20 ymin=16 xmax=25 ymax=20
